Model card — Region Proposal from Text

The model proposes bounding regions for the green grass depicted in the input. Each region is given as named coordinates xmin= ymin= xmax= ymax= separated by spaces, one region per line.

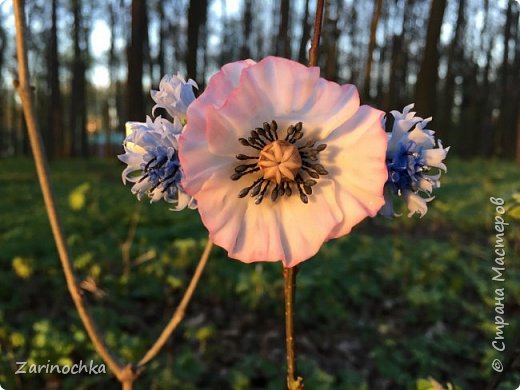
xmin=0 ymin=157 xmax=519 ymax=389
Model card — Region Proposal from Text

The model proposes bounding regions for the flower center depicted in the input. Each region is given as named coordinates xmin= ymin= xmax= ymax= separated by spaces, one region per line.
xmin=257 ymin=140 xmax=302 ymax=184
xmin=139 ymin=146 xmax=181 ymax=198
xmin=387 ymin=141 xmax=429 ymax=195
xmin=231 ymin=120 xmax=328 ymax=205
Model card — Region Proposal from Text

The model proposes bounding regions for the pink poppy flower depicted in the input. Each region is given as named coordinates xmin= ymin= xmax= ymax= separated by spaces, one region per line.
xmin=178 ymin=56 xmax=387 ymax=267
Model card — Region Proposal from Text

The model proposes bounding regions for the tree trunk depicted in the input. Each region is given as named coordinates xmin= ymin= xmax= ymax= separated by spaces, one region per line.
xmin=375 ymin=0 xmax=389 ymax=107
xmin=363 ymin=0 xmax=383 ymax=99
xmin=200 ymin=13 xmax=209 ymax=89
xmin=10 ymin=94 xmax=18 ymax=156
xmin=298 ymin=0 xmax=311 ymax=64
xmin=387 ymin=34 xmax=402 ymax=109
xmin=513 ymin=8 xmax=520 ymax=164
xmin=187 ymin=0 xmax=208 ymax=81
xmin=439 ymin=0 xmax=465 ymax=142
xmin=157 ymin=0 xmax=166 ymax=78
xmin=323 ymin=0 xmax=341 ymax=81
xmin=255 ymin=2 xmax=266 ymax=58
xmin=47 ymin=0 xmax=63 ymax=158
xmin=476 ymin=0 xmax=491 ymax=156
xmin=69 ymin=0 xmax=87 ymax=157
xmin=127 ymin=0 xmax=147 ymax=122
xmin=460 ymin=63 xmax=480 ymax=157
xmin=386 ymin=0 xmax=413 ymax=109
xmin=346 ymin=2 xmax=359 ymax=82
xmin=276 ymin=0 xmax=291 ymax=58
xmin=516 ymin=99 xmax=520 ymax=165
xmin=496 ymin=0 xmax=514 ymax=157
xmin=241 ymin=0 xmax=252 ymax=59
xmin=414 ymin=0 xmax=447 ymax=116
xmin=0 ymin=16 xmax=6 ymax=155
xmin=107 ymin=1 xmax=117 ymax=154
xmin=398 ymin=0 xmax=416 ymax=105
xmin=478 ymin=35 xmax=494 ymax=157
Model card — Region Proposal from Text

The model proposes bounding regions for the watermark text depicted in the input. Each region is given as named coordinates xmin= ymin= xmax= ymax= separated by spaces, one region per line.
xmin=15 ymin=360 xmax=106 ymax=375
xmin=489 ymin=197 xmax=509 ymax=373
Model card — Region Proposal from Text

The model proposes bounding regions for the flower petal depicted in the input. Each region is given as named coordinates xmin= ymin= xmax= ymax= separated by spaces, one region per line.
xmin=275 ymin=180 xmax=343 ymax=266
xmin=196 ymin=59 xmax=256 ymax=109
xmin=324 ymin=105 xmax=387 ymax=237
xmin=404 ymin=191 xmax=434 ymax=217
xmin=180 ymin=106 xmax=232 ymax=195
xmin=423 ymin=144 xmax=449 ymax=171
xmin=418 ymin=177 xmax=433 ymax=193
xmin=407 ymin=126 xmax=435 ymax=149
xmin=180 ymin=57 xmax=388 ymax=265
xmin=237 ymin=57 xmax=360 ymax=140
xmin=194 ymin=173 xmax=343 ymax=265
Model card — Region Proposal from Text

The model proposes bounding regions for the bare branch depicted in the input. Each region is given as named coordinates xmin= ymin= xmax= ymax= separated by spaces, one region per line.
xmin=308 ymin=0 xmax=325 ymax=67
xmin=137 ymin=239 xmax=213 ymax=368
xmin=12 ymin=0 xmax=127 ymax=382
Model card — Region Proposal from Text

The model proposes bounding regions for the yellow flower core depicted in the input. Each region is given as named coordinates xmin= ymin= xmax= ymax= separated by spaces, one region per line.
xmin=232 ymin=120 xmax=327 ymax=204
xmin=257 ymin=140 xmax=302 ymax=184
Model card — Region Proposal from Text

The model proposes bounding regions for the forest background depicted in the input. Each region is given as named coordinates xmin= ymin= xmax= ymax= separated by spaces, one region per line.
xmin=0 ymin=0 xmax=519 ymax=389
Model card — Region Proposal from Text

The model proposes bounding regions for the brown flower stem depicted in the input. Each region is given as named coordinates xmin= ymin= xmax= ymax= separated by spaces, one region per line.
xmin=120 ymin=365 xmax=136 ymax=390
xmin=308 ymin=0 xmax=325 ymax=67
xmin=283 ymin=266 xmax=303 ymax=390
xmin=13 ymin=0 xmax=129 ymax=383
xmin=137 ymin=239 xmax=213 ymax=368
xmin=282 ymin=1 xmax=325 ymax=389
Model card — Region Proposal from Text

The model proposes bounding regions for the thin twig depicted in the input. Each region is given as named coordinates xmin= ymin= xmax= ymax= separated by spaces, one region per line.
xmin=14 ymin=2 xmax=213 ymax=387
xmin=137 ymin=239 xmax=214 ymax=368
xmin=121 ymin=202 xmax=141 ymax=277
xmin=283 ymin=266 xmax=303 ymax=390
xmin=308 ymin=0 xmax=325 ymax=67
xmin=281 ymin=2 xmax=326 ymax=388
xmin=13 ymin=0 xmax=127 ymax=382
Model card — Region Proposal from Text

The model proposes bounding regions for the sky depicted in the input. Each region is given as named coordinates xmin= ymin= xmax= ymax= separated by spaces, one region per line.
xmin=90 ymin=20 xmax=112 ymax=87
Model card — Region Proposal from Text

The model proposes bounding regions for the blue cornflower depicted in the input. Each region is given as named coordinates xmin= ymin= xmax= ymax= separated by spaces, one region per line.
xmin=118 ymin=116 xmax=196 ymax=210
xmin=151 ymin=73 xmax=198 ymax=122
xmin=380 ymin=104 xmax=449 ymax=218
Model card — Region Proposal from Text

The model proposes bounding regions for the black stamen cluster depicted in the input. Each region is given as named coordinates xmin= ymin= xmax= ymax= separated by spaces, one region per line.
xmin=231 ymin=120 xmax=328 ymax=204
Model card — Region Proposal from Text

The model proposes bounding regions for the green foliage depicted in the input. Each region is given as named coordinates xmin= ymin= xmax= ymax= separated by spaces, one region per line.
xmin=0 ymin=157 xmax=519 ymax=389
xmin=416 ymin=377 xmax=461 ymax=390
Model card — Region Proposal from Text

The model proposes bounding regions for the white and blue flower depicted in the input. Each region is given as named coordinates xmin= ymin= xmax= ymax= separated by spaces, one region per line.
xmin=380 ymin=103 xmax=450 ymax=218
xmin=118 ymin=115 xmax=196 ymax=210
xmin=151 ymin=73 xmax=198 ymax=121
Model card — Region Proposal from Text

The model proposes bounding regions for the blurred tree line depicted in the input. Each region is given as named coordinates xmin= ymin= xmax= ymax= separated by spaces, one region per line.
xmin=0 ymin=0 xmax=518 ymax=162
